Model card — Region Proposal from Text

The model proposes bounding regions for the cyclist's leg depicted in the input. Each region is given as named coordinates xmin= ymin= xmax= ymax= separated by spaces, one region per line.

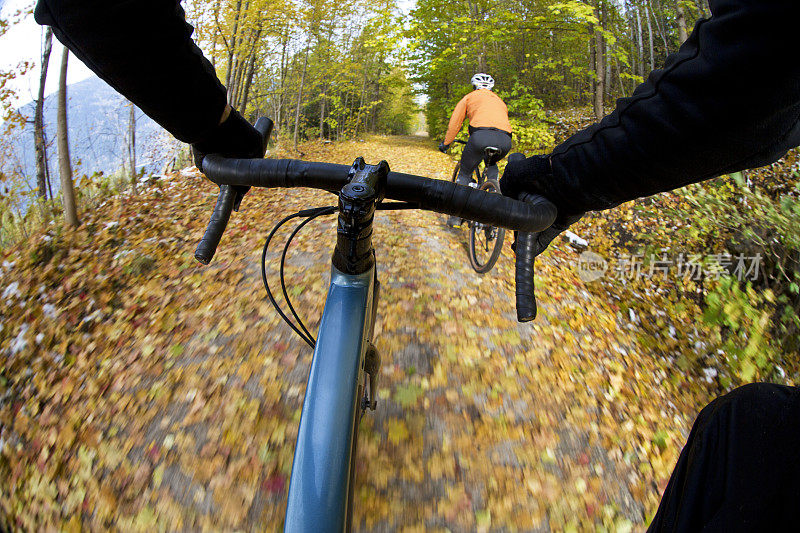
xmin=456 ymin=135 xmax=484 ymax=186
xmin=648 ymin=382 xmax=800 ymax=532
xmin=479 ymin=130 xmax=512 ymax=181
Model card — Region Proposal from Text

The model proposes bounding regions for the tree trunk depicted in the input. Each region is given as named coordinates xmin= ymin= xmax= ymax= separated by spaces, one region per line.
xmin=234 ymin=55 xmax=246 ymax=107
xmin=615 ymin=55 xmax=627 ymax=97
xmin=45 ymin=146 xmax=54 ymax=200
xmin=293 ymin=45 xmax=310 ymax=151
xmin=57 ymin=48 xmax=78 ymax=227
xmin=592 ymin=1 xmax=605 ymax=120
xmin=635 ymin=5 xmax=644 ymax=78
xmin=319 ymin=95 xmax=326 ymax=139
xmin=593 ymin=29 xmax=604 ymax=119
xmin=370 ymin=81 xmax=378 ymax=132
xmin=34 ymin=27 xmax=53 ymax=200
xmin=589 ymin=33 xmax=596 ymax=106
xmin=238 ymin=24 xmax=261 ymax=111
xmin=628 ymin=0 xmax=637 ymax=88
xmin=225 ymin=0 xmax=243 ymax=93
xmin=210 ymin=0 xmax=221 ymax=69
xmin=677 ymin=5 xmax=689 ymax=44
xmin=473 ymin=2 xmax=487 ymax=72
xmin=645 ymin=1 xmax=655 ymax=72
xmin=277 ymin=31 xmax=288 ymax=133
xmin=240 ymin=44 xmax=258 ymax=115
xmin=359 ymin=69 xmax=368 ymax=134
xmin=650 ymin=3 xmax=670 ymax=54
xmin=128 ymin=102 xmax=136 ymax=192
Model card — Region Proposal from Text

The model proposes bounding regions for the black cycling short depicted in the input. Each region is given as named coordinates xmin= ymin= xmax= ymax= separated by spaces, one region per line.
xmin=456 ymin=128 xmax=512 ymax=184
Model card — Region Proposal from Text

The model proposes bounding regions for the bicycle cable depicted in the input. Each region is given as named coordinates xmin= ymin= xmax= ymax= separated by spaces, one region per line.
xmin=279 ymin=207 xmax=337 ymax=345
xmin=261 ymin=206 xmax=336 ymax=349
xmin=261 ymin=201 xmax=422 ymax=349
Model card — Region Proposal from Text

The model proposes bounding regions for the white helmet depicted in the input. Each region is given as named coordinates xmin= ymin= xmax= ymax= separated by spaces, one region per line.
xmin=471 ymin=73 xmax=494 ymax=90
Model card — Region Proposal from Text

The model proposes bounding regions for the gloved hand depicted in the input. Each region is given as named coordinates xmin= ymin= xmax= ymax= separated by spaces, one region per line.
xmin=501 ymin=153 xmax=584 ymax=319
xmin=501 ymin=153 xmax=585 ymax=237
xmin=192 ymin=107 xmax=265 ymax=211
xmin=438 ymin=141 xmax=449 ymax=153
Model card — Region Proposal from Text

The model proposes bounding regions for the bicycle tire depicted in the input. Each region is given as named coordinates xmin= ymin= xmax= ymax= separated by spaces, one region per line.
xmin=450 ymin=161 xmax=482 ymax=185
xmin=468 ymin=179 xmax=506 ymax=273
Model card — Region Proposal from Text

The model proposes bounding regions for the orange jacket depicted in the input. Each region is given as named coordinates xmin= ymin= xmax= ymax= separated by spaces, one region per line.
xmin=444 ymin=89 xmax=512 ymax=145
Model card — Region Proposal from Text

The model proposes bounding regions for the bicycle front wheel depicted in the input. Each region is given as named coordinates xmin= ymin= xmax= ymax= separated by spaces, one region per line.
xmin=468 ymin=179 xmax=506 ymax=273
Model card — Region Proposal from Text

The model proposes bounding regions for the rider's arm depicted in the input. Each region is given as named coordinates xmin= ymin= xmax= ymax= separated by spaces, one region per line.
xmin=444 ymin=95 xmax=469 ymax=146
xmin=506 ymin=0 xmax=800 ymax=217
xmin=34 ymin=0 xmax=226 ymax=144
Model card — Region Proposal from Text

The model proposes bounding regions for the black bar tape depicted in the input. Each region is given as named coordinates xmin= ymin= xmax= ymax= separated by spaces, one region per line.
xmin=386 ymin=175 xmax=555 ymax=232
xmin=514 ymin=230 xmax=537 ymax=322
xmin=195 ymin=184 xmax=236 ymax=264
xmin=202 ymin=156 xmax=349 ymax=193
xmin=514 ymin=193 xmax=557 ymax=322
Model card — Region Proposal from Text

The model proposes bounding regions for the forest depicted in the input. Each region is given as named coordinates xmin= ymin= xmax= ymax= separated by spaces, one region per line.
xmin=1 ymin=0 xmax=707 ymax=232
xmin=3 ymin=0 xmax=800 ymax=530
xmin=0 ymin=0 xmax=709 ymax=242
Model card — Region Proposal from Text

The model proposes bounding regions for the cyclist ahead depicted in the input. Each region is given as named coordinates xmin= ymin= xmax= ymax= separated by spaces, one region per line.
xmin=439 ymin=73 xmax=512 ymax=226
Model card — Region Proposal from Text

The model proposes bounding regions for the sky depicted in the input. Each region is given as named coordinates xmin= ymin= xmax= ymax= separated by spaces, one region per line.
xmin=0 ymin=0 xmax=95 ymax=109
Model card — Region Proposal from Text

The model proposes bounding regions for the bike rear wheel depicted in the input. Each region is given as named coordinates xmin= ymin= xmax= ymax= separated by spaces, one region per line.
xmin=450 ymin=161 xmax=482 ymax=185
xmin=468 ymin=179 xmax=506 ymax=273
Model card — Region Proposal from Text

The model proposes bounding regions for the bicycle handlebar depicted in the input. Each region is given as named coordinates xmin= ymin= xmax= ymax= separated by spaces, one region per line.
xmin=200 ymin=156 xmax=555 ymax=233
xmin=196 ymin=139 xmax=556 ymax=322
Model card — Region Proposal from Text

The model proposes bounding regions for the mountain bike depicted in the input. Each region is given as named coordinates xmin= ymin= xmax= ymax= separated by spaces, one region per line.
xmin=194 ymin=117 xmax=555 ymax=532
xmin=449 ymin=138 xmax=507 ymax=273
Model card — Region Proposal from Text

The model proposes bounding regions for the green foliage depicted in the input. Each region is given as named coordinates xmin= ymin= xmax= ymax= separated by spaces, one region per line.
xmin=667 ymin=170 xmax=800 ymax=354
xmin=703 ymin=277 xmax=779 ymax=384
xmin=497 ymin=81 xmax=554 ymax=153
xmin=616 ymin=155 xmax=800 ymax=385
xmin=394 ymin=383 xmax=424 ymax=408
xmin=409 ymin=0 xmax=700 ymax=141
xmin=372 ymin=69 xmax=419 ymax=135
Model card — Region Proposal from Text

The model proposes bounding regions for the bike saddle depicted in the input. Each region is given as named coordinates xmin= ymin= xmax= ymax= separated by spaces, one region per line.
xmin=484 ymin=146 xmax=503 ymax=165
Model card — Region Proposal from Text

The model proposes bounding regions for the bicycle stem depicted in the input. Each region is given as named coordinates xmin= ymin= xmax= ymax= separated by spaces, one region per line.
xmin=333 ymin=157 xmax=389 ymax=275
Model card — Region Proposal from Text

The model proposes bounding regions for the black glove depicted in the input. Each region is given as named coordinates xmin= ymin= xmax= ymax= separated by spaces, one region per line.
xmin=438 ymin=141 xmax=449 ymax=153
xmin=501 ymin=153 xmax=584 ymax=319
xmin=191 ymin=107 xmax=265 ymax=211
xmin=501 ymin=153 xmax=585 ymax=230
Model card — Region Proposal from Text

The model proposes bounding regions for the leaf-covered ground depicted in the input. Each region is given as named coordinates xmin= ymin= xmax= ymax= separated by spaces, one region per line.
xmin=1 ymin=135 xmax=718 ymax=531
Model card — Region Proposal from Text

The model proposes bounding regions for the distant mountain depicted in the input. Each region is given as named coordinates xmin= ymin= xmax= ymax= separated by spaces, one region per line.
xmin=7 ymin=75 xmax=177 ymax=196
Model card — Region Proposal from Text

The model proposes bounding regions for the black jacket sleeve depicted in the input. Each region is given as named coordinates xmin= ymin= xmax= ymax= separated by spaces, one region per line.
xmin=34 ymin=0 xmax=227 ymax=145
xmin=539 ymin=0 xmax=800 ymax=217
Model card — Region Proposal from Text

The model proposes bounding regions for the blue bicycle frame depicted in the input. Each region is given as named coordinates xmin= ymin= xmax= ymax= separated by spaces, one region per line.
xmin=283 ymin=266 xmax=377 ymax=531
xmin=195 ymin=121 xmax=556 ymax=532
